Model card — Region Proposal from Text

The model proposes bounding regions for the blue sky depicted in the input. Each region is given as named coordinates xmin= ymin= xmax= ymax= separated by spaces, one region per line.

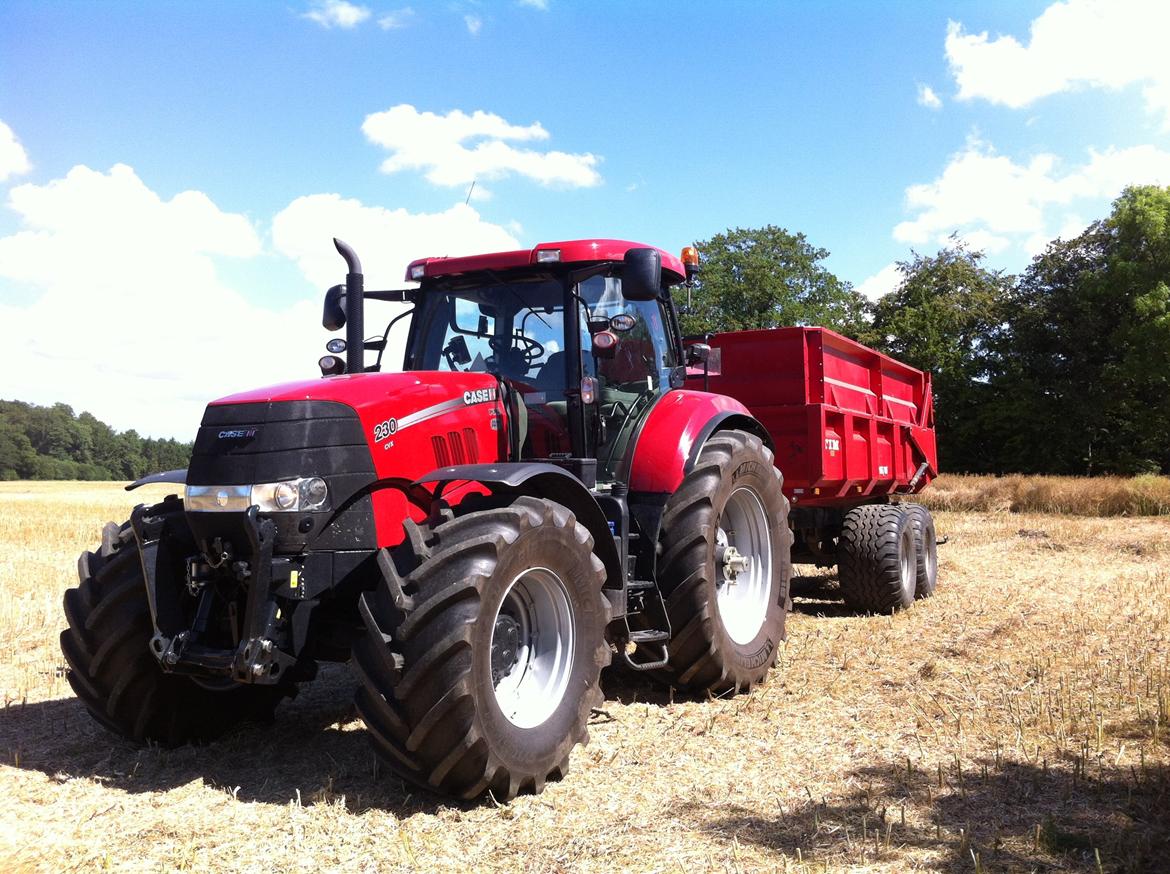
xmin=2 ymin=0 xmax=1169 ymax=438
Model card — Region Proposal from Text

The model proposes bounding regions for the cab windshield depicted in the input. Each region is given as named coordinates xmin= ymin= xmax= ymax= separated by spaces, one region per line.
xmin=406 ymin=272 xmax=679 ymax=478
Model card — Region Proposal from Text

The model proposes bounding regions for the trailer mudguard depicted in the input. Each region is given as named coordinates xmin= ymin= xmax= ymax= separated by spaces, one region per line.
xmin=627 ymin=390 xmax=773 ymax=495
xmin=414 ymin=463 xmax=621 ymax=589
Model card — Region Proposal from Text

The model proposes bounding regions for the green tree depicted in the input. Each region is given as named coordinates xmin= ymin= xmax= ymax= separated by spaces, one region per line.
xmin=0 ymin=399 xmax=193 ymax=480
xmin=680 ymin=225 xmax=868 ymax=337
xmin=999 ymin=186 xmax=1170 ymax=474
xmin=863 ymin=241 xmax=1012 ymax=472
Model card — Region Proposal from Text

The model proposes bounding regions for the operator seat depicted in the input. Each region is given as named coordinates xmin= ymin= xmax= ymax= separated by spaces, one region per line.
xmin=534 ymin=351 xmax=566 ymax=393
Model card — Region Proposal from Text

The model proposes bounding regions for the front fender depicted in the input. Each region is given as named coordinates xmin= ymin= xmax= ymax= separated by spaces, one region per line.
xmin=415 ymin=463 xmax=621 ymax=589
xmin=627 ymin=391 xmax=773 ymax=495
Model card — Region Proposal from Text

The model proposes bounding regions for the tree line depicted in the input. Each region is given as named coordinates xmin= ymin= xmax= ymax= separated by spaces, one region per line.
xmin=682 ymin=184 xmax=1170 ymax=476
xmin=0 ymin=400 xmax=191 ymax=481
xmin=3 ymin=185 xmax=1165 ymax=479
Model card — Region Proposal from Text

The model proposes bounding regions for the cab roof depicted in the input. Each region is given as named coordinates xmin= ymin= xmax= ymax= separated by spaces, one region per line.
xmin=404 ymin=239 xmax=686 ymax=285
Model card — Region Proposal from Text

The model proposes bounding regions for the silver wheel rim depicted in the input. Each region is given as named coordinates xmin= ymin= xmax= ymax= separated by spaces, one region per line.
xmin=899 ymin=528 xmax=915 ymax=602
xmin=923 ymin=525 xmax=937 ymax=589
xmin=715 ymin=486 xmax=773 ymax=645
xmin=490 ymin=567 xmax=575 ymax=729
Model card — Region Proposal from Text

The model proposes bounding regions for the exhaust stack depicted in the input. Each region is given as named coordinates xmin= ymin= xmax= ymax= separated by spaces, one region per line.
xmin=334 ymin=238 xmax=364 ymax=374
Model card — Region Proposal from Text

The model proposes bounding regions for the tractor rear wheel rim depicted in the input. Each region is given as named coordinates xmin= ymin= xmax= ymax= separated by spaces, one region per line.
xmin=491 ymin=567 xmax=575 ymax=729
xmin=716 ymin=486 xmax=773 ymax=645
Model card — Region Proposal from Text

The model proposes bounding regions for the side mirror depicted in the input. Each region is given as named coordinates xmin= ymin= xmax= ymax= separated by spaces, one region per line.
xmin=444 ymin=335 xmax=472 ymax=366
xmin=323 ymin=284 xmax=346 ymax=331
xmin=622 ymin=248 xmax=661 ymax=301
xmin=686 ymin=343 xmax=711 ymax=365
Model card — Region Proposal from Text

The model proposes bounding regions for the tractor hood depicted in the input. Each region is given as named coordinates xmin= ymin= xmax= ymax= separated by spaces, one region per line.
xmin=211 ymin=370 xmax=502 ymax=421
xmin=191 ymin=370 xmax=508 ymax=551
xmin=206 ymin=369 xmax=507 ymax=479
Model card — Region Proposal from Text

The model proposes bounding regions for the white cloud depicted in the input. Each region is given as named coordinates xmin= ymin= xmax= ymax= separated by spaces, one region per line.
xmin=464 ymin=14 xmax=482 ymax=36
xmin=272 ymin=194 xmax=519 ymax=369
xmin=303 ymin=0 xmax=371 ymax=29
xmin=893 ymin=139 xmax=1170 ymax=254
xmin=518 ymin=0 xmax=548 ymax=9
xmin=0 ymin=164 xmax=319 ymax=439
xmin=946 ymin=0 xmax=1170 ymax=124
xmin=917 ymin=84 xmax=942 ymax=110
xmin=0 ymin=120 xmax=31 ymax=182
xmin=378 ymin=7 xmax=415 ymax=29
xmin=272 ymin=194 xmax=518 ymax=289
xmin=361 ymin=104 xmax=602 ymax=188
xmin=0 ymin=163 xmax=526 ymax=439
xmin=856 ymin=263 xmax=903 ymax=302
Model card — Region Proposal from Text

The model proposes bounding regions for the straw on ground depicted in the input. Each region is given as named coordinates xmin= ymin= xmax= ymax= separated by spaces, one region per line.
xmin=0 ymin=480 xmax=1167 ymax=872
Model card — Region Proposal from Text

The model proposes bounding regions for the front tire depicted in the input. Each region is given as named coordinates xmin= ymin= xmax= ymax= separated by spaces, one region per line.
xmin=61 ymin=500 xmax=288 ymax=745
xmin=352 ymin=496 xmax=610 ymax=801
xmin=654 ymin=430 xmax=792 ymax=694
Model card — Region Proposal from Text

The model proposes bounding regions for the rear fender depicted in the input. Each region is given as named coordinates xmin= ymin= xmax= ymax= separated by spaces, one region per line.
xmin=414 ymin=463 xmax=621 ymax=589
xmin=627 ymin=390 xmax=773 ymax=495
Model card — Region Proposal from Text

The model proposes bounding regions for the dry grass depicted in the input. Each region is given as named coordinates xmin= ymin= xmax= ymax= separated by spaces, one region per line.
xmin=1 ymin=481 xmax=1168 ymax=872
xmin=918 ymin=474 xmax=1170 ymax=517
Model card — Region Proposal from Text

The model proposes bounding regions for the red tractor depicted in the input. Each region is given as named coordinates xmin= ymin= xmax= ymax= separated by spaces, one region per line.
xmin=61 ymin=238 xmax=938 ymax=800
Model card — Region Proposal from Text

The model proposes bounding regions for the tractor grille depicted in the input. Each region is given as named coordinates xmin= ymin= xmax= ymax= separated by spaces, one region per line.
xmin=431 ymin=428 xmax=479 ymax=468
xmin=186 ymin=400 xmax=377 ymax=553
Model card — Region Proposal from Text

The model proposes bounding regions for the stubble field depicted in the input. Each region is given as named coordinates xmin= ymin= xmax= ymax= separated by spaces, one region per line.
xmin=0 ymin=480 xmax=1167 ymax=872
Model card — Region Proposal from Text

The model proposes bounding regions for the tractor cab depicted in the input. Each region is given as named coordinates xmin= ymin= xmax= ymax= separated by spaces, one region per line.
xmin=402 ymin=253 xmax=686 ymax=480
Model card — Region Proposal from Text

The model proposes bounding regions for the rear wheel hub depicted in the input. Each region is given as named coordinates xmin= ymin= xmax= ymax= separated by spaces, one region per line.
xmin=490 ymin=614 xmax=521 ymax=684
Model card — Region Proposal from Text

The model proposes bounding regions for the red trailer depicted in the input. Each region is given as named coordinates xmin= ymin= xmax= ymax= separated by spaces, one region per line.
xmin=687 ymin=326 xmax=937 ymax=505
xmin=686 ymin=326 xmax=939 ymax=601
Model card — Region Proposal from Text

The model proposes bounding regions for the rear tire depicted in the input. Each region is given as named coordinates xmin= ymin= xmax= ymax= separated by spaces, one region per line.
xmin=352 ymin=496 xmax=610 ymax=801
xmin=654 ymin=430 xmax=792 ymax=694
xmin=837 ymin=504 xmax=916 ymax=614
xmin=61 ymin=500 xmax=288 ymax=745
xmin=904 ymin=504 xmax=938 ymax=598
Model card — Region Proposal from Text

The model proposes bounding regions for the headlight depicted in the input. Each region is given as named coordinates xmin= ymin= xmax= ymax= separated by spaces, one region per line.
xmin=186 ymin=477 xmax=330 ymax=513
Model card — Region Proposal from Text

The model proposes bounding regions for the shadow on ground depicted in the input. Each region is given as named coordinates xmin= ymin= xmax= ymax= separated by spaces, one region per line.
xmin=0 ymin=660 xmax=693 ymax=812
xmin=677 ymin=756 xmax=1170 ymax=873
xmin=0 ymin=664 xmax=459 ymax=814
xmin=790 ymin=571 xmax=858 ymax=618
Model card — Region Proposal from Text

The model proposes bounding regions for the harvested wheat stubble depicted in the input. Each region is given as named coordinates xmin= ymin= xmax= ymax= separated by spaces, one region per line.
xmin=918 ymin=473 xmax=1170 ymax=517
xmin=1 ymin=482 xmax=1168 ymax=873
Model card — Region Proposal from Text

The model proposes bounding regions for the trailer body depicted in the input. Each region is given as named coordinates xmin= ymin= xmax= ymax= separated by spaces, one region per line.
xmin=686 ymin=326 xmax=937 ymax=509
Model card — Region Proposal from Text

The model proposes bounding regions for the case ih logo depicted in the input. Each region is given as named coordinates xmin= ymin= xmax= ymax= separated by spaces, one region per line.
xmin=463 ymin=387 xmax=498 ymax=405
xmin=218 ymin=429 xmax=258 ymax=439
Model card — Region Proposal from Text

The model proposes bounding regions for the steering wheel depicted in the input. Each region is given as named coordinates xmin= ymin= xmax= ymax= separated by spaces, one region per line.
xmin=492 ymin=333 xmax=545 ymax=365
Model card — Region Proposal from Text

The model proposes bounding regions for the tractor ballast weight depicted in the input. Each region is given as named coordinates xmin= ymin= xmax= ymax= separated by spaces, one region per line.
xmin=62 ymin=236 xmax=938 ymax=802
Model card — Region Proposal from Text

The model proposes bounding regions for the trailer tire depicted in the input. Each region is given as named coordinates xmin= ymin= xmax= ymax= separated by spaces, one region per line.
xmin=61 ymin=500 xmax=288 ymax=745
xmin=904 ymin=504 xmax=938 ymax=598
xmin=352 ymin=496 xmax=610 ymax=801
xmin=654 ymin=430 xmax=792 ymax=694
xmin=837 ymin=504 xmax=916 ymax=613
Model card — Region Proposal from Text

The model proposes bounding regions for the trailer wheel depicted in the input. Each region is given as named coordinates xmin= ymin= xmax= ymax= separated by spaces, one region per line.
xmin=352 ymin=496 xmax=610 ymax=801
xmin=61 ymin=500 xmax=288 ymax=745
xmin=904 ymin=504 xmax=938 ymax=598
xmin=654 ymin=430 xmax=792 ymax=694
xmin=837 ymin=504 xmax=916 ymax=613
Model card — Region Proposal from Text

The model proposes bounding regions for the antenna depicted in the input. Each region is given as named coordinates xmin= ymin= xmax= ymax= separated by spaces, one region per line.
xmin=464 ymin=180 xmax=476 ymax=206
